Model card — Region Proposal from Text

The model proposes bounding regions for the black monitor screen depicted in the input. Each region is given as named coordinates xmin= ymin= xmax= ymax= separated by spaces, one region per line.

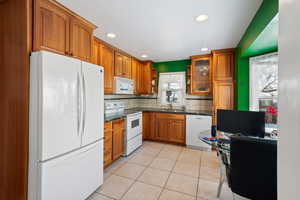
xmin=217 ymin=109 xmax=265 ymax=138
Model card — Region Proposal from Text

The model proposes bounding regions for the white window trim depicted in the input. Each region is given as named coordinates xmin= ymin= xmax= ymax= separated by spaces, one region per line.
xmin=249 ymin=52 xmax=278 ymax=111
xmin=158 ymin=72 xmax=186 ymax=106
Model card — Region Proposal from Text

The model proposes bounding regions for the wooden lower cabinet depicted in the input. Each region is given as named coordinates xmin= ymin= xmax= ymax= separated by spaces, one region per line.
xmin=156 ymin=118 xmax=170 ymax=141
xmin=104 ymin=122 xmax=113 ymax=168
xmin=143 ymin=113 xmax=186 ymax=145
xmin=112 ymin=119 xmax=125 ymax=160
xmin=104 ymin=119 xmax=124 ymax=168
xmin=168 ymin=119 xmax=186 ymax=143
xmin=212 ymin=81 xmax=235 ymax=125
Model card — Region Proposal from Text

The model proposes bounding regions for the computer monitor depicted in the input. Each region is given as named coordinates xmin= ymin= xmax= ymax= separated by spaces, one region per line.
xmin=217 ymin=109 xmax=266 ymax=138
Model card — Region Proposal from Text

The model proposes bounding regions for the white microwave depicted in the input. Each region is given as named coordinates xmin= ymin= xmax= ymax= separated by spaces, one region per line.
xmin=114 ymin=77 xmax=134 ymax=94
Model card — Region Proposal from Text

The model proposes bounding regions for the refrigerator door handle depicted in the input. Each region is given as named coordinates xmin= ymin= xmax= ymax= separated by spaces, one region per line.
xmin=82 ymin=73 xmax=87 ymax=137
xmin=77 ymin=72 xmax=83 ymax=136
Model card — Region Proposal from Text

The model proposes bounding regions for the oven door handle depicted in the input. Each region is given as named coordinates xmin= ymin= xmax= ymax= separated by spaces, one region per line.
xmin=127 ymin=112 xmax=142 ymax=118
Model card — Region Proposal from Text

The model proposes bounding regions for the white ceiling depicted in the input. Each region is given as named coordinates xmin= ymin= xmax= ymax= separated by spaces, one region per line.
xmin=58 ymin=0 xmax=262 ymax=62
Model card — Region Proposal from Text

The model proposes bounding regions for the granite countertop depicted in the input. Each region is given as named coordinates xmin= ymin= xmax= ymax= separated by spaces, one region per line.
xmin=125 ymin=107 xmax=212 ymax=116
xmin=105 ymin=107 xmax=212 ymax=122
xmin=104 ymin=115 xmax=126 ymax=122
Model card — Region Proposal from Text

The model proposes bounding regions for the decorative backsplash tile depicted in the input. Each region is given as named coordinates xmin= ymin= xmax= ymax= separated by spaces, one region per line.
xmin=104 ymin=94 xmax=212 ymax=111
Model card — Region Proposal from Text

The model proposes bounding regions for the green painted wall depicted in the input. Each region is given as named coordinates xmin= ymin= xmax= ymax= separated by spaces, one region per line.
xmin=236 ymin=0 xmax=278 ymax=110
xmin=153 ymin=59 xmax=191 ymax=73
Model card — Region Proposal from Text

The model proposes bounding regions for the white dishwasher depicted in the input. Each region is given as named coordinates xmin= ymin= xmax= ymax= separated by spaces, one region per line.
xmin=186 ymin=115 xmax=212 ymax=151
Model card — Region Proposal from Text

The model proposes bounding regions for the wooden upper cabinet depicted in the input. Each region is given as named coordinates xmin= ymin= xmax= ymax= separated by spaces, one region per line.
xmin=34 ymin=0 xmax=70 ymax=55
xmin=143 ymin=62 xmax=153 ymax=94
xmin=114 ymin=52 xmax=132 ymax=78
xmin=101 ymin=44 xmax=115 ymax=94
xmin=114 ymin=52 xmax=124 ymax=77
xmin=123 ymin=55 xmax=132 ymax=78
xmin=34 ymin=0 xmax=96 ymax=61
xmin=190 ymin=54 xmax=212 ymax=95
xmin=137 ymin=61 xmax=153 ymax=95
xmin=212 ymin=49 xmax=235 ymax=81
xmin=136 ymin=61 xmax=144 ymax=94
xmin=69 ymin=18 xmax=93 ymax=61
xmin=131 ymin=58 xmax=139 ymax=94
xmin=92 ymin=37 xmax=115 ymax=94
xmin=92 ymin=39 xmax=100 ymax=65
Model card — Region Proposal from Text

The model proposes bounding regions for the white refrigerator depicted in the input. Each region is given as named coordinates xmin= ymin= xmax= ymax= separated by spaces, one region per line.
xmin=28 ymin=51 xmax=104 ymax=200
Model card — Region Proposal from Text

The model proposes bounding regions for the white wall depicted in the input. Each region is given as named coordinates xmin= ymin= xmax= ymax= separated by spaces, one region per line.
xmin=278 ymin=0 xmax=300 ymax=199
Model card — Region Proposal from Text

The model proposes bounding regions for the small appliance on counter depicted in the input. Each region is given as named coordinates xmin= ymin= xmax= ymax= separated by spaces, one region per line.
xmin=124 ymin=112 xmax=143 ymax=156
xmin=114 ymin=77 xmax=134 ymax=94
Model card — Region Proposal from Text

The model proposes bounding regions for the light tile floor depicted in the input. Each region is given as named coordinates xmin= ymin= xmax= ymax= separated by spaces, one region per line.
xmin=88 ymin=141 xmax=233 ymax=200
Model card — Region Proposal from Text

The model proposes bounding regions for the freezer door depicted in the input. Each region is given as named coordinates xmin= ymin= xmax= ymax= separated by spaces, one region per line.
xmin=35 ymin=51 xmax=82 ymax=161
xmin=81 ymin=62 xmax=104 ymax=146
xmin=40 ymin=141 xmax=103 ymax=200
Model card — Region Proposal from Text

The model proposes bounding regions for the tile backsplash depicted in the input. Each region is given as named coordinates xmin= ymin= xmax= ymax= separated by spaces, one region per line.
xmin=104 ymin=94 xmax=212 ymax=111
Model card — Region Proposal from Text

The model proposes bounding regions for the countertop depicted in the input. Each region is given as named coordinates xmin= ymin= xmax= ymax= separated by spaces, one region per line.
xmin=105 ymin=107 xmax=212 ymax=122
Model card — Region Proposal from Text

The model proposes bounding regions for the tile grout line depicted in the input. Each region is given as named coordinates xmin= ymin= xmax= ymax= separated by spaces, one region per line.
xmin=118 ymin=142 xmax=166 ymax=200
xmin=156 ymin=146 xmax=182 ymax=200
xmin=101 ymin=142 xmax=217 ymax=200
xmin=196 ymin=151 xmax=203 ymax=199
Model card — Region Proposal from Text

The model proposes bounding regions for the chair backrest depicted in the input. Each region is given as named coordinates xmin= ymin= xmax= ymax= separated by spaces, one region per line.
xmin=229 ymin=136 xmax=277 ymax=200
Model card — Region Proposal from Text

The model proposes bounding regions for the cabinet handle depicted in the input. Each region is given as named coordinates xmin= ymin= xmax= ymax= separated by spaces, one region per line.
xmin=65 ymin=51 xmax=69 ymax=55
xmin=70 ymin=52 xmax=74 ymax=56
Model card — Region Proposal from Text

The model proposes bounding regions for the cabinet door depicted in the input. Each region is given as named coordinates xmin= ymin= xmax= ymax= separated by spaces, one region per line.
xmin=149 ymin=113 xmax=156 ymax=139
xmin=168 ymin=119 xmax=186 ymax=144
xmin=104 ymin=122 xmax=113 ymax=168
xmin=143 ymin=112 xmax=150 ymax=140
xmin=114 ymin=52 xmax=124 ymax=77
xmin=35 ymin=0 xmax=70 ymax=55
xmin=101 ymin=44 xmax=115 ymax=94
xmin=136 ymin=61 xmax=144 ymax=94
xmin=112 ymin=120 xmax=124 ymax=160
xmin=123 ymin=56 xmax=132 ymax=78
xmin=155 ymin=114 xmax=170 ymax=141
xmin=69 ymin=18 xmax=93 ymax=62
xmin=92 ymin=40 xmax=100 ymax=65
xmin=131 ymin=59 xmax=139 ymax=94
xmin=213 ymin=81 xmax=235 ymax=124
xmin=143 ymin=62 xmax=152 ymax=94
xmin=213 ymin=50 xmax=235 ymax=81
xmin=191 ymin=56 xmax=211 ymax=95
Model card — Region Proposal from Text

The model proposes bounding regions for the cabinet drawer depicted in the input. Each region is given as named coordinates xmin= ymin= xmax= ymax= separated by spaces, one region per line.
xmin=104 ymin=122 xmax=113 ymax=131
xmin=155 ymin=113 xmax=185 ymax=120
xmin=113 ymin=119 xmax=125 ymax=130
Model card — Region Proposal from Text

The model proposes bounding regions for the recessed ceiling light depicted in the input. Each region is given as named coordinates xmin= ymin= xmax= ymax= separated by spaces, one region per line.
xmin=141 ymin=54 xmax=148 ymax=58
xmin=201 ymin=47 xmax=209 ymax=52
xmin=196 ymin=14 xmax=209 ymax=22
xmin=106 ymin=33 xmax=116 ymax=38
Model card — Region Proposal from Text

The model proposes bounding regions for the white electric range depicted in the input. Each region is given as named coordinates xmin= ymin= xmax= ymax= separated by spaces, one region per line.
xmin=104 ymin=102 xmax=143 ymax=156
